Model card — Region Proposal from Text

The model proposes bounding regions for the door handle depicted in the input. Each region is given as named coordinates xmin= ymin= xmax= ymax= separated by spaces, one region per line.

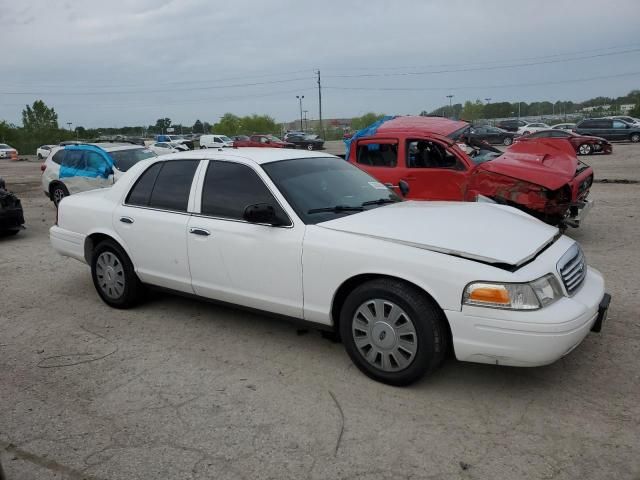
xmin=189 ymin=227 xmax=210 ymax=236
xmin=119 ymin=216 xmax=134 ymax=224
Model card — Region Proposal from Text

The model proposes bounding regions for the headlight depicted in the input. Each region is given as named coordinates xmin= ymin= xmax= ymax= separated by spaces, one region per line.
xmin=463 ymin=274 xmax=563 ymax=310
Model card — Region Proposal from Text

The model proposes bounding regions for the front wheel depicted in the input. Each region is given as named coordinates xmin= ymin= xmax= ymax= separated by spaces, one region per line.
xmin=91 ymin=240 xmax=142 ymax=309
xmin=631 ymin=133 xmax=640 ymax=143
xmin=339 ymin=279 xmax=447 ymax=386
xmin=578 ymin=143 xmax=593 ymax=155
xmin=200 ymin=145 xmax=207 ymax=149
xmin=306 ymin=144 xmax=314 ymax=151
xmin=503 ymin=136 xmax=513 ymax=146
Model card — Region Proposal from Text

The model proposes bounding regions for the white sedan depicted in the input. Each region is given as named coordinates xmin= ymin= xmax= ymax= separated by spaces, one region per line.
xmin=50 ymin=149 xmax=609 ymax=385
xmin=517 ymin=122 xmax=551 ymax=135
xmin=148 ymin=142 xmax=188 ymax=155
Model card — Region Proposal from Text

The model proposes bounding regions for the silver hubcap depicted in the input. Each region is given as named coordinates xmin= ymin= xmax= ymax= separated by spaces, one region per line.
xmin=96 ymin=252 xmax=125 ymax=299
xmin=579 ymin=145 xmax=590 ymax=154
xmin=352 ymin=299 xmax=418 ymax=372
xmin=53 ymin=188 xmax=65 ymax=204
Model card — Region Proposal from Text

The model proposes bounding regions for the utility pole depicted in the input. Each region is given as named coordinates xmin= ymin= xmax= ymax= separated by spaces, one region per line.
xmin=296 ymin=95 xmax=304 ymax=131
xmin=66 ymin=122 xmax=72 ymax=131
xmin=446 ymin=95 xmax=454 ymax=118
xmin=303 ymin=110 xmax=308 ymax=131
xmin=316 ymin=69 xmax=323 ymax=137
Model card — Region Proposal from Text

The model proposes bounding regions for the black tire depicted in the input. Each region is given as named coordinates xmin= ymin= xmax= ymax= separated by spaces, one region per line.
xmin=50 ymin=183 xmax=69 ymax=207
xmin=339 ymin=279 xmax=447 ymax=386
xmin=200 ymin=145 xmax=207 ymax=149
xmin=306 ymin=144 xmax=314 ymax=151
xmin=91 ymin=239 xmax=142 ymax=309
xmin=578 ymin=143 xmax=593 ymax=155
xmin=503 ymin=136 xmax=513 ymax=146
xmin=631 ymin=133 xmax=640 ymax=143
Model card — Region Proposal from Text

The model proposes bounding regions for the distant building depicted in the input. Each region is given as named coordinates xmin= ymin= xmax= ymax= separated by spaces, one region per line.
xmin=581 ymin=105 xmax=611 ymax=113
xmin=620 ymin=103 xmax=636 ymax=114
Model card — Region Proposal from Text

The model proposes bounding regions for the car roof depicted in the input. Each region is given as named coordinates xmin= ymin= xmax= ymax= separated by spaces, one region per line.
xmin=152 ymin=147 xmax=336 ymax=165
xmin=374 ymin=116 xmax=469 ymax=136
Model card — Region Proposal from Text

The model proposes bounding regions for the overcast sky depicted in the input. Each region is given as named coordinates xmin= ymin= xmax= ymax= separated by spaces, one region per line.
xmin=1 ymin=0 xmax=639 ymax=128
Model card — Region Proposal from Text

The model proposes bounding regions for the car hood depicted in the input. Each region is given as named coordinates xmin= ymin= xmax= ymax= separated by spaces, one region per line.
xmin=477 ymin=139 xmax=579 ymax=190
xmin=318 ymin=201 xmax=558 ymax=267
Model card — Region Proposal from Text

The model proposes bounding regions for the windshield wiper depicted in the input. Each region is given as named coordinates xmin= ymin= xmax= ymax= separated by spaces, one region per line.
xmin=361 ymin=198 xmax=399 ymax=207
xmin=307 ymin=205 xmax=364 ymax=214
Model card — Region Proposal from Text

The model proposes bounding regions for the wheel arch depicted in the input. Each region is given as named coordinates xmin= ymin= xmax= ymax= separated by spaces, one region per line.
xmin=84 ymin=230 xmax=134 ymax=266
xmin=330 ymin=273 xmax=453 ymax=350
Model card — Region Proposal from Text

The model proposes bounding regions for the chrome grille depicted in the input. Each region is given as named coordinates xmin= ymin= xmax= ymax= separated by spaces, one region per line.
xmin=557 ymin=244 xmax=587 ymax=295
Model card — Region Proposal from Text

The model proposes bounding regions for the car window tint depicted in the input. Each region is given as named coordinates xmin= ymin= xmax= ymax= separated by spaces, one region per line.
xmin=109 ymin=148 xmax=156 ymax=172
xmin=61 ymin=150 xmax=86 ymax=169
xmin=84 ymin=151 xmax=106 ymax=170
xmin=356 ymin=142 xmax=398 ymax=167
xmin=147 ymin=160 xmax=199 ymax=212
xmin=126 ymin=162 xmax=163 ymax=206
xmin=407 ymin=140 xmax=460 ymax=169
xmin=51 ymin=150 xmax=65 ymax=164
xmin=613 ymin=120 xmax=627 ymax=129
xmin=201 ymin=161 xmax=287 ymax=223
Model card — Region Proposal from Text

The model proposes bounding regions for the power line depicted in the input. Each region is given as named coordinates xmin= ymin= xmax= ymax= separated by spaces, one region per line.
xmin=324 ymin=70 xmax=640 ymax=92
xmin=323 ymin=48 xmax=640 ymax=79
xmin=0 ymin=76 xmax=315 ymax=96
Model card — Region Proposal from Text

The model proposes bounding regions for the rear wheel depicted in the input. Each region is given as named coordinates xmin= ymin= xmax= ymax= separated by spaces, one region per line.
xmin=631 ymin=133 xmax=640 ymax=143
xmin=339 ymin=279 xmax=447 ymax=386
xmin=578 ymin=143 xmax=593 ymax=155
xmin=503 ymin=136 xmax=513 ymax=146
xmin=50 ymin=183 xmax=69 ymax=207
xmin=91 ymin=240 xmax=142 ymax=309
xmin=306 ymin=144 xmax=314 ymax=151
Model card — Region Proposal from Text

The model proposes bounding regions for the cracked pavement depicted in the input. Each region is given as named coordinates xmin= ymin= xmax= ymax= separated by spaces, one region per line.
xmin=1 ymin=145 xmax=639 ymax=479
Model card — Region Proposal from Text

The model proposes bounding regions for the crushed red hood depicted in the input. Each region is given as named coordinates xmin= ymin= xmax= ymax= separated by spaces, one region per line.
xmin=477 ymin=139 xmax=578 ymax=191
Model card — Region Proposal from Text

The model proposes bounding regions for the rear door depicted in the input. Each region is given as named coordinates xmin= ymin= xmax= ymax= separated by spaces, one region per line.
xmin=59 ymin=149 xmax=113 ymax=194
xmin=350 ymin=139 xmax=401 ymax=193
xmin=113 ymin=159 xmax=200 ymax=293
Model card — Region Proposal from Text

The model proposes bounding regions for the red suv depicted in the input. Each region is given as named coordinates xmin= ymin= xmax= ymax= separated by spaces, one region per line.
xmin=346 ymin=116 xmax=594 ymax=228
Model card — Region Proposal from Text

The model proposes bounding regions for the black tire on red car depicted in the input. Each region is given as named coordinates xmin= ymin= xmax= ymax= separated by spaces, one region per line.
xmin=631 ymin=133 xmax=640 ymax=143
xmin=578 ymin=143 xmax=593 ymax=155
xmin=339 ymin=278 xmax=447 ymax=386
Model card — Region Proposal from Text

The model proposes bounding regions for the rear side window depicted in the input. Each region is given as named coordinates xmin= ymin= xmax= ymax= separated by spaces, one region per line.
xmin=126 ymin=162 xmax=163 ymax=206
xmin=201 ymin=161 xmax=288 ymax=223
xmin=356 ymin=142 xmax=398 ymax=167
xmin=51 ymin=150 xmax=65 ymax=165
xmin=61 ymin=150 xmax=85 ymax=169
xmin=109 ymin=148 xmax=156 ymax=172
xmin=581 ymin=119 xmax=610 ymax=128
xmin=148 ymin=160 xmax=199 ymax=211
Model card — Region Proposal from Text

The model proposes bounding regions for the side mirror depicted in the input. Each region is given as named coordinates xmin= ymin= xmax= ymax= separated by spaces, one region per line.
xmin=398 ymin=180 xmax=410 ymax=197
xmin=243 ymin=203 xmax=280 ymax=225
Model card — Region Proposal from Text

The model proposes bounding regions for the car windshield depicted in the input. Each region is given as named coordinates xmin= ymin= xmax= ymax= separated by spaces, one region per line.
xmin=0 ymin=144 xmax=11 ymax=149
xmin=263 ymin=156 xmax=401 ymax=225
xmin=267 ymin=135 xmax=282 ymax=142
xmin=108 ymin=148 xmax=156 ymax=172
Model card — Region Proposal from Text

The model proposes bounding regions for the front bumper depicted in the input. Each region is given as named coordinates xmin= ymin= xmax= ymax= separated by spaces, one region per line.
xmin=446 ymin=267 xmax=607 ymax=367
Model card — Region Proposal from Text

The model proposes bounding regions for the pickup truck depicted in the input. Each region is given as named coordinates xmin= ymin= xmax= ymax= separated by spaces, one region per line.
xmin=233 ymin=135 xmax=295 ymax=149
xmin=346 ymin=116 xmax=595 ymax=228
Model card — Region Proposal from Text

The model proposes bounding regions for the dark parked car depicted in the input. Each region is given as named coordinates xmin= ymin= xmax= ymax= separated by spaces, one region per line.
xmin=574 ymin=118 xmax=640 ymax=143
xmin=516 ymin=130 xmax=612 ymax=155
xmin=0 ymin=177 xmax=24 ymax=236
xmin=285 ymin=134 xmax=325 ymax=150
xmin=468 ymin=126 xmax=517 ymax=146
xmin=495 ymin=119 xmax=528 ymax=132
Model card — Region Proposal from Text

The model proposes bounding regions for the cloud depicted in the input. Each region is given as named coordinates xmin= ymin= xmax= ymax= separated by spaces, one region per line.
xmin=0 ymin=0 xmax=639 ymax=127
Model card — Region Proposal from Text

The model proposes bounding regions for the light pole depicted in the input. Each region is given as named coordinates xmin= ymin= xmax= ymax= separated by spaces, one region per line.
xmin=485 ymin=98 xmax=491 ymax=104
xmin=303 ymin=110 xmax=308 ymax=131
xmin=66 ymin=122 xmax=72 ymax=131
xmin=446 ymin=95 xmax=454 ymax=118
xmin=296 ymin=95 xmax=304 ymax=131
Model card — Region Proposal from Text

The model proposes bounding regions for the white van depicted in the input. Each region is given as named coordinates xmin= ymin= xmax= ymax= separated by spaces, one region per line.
xmin=199 ymin=134 xmax=234 ymax=149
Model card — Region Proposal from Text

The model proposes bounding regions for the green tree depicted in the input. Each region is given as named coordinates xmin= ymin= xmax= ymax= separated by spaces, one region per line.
xmin=460 ymin=100 xmax=485 ymax=121
xmin=212 ymin=113 xmax=242 ymax=136
xmin=192 ymin=119 xmax=204 ymax=133
xmin=22 ymin=100 xmax=58 ymax=130
xmin=154 ymin=118 xmax=171 ymax=131
xmin=351 ymin=112 xmax=386 ymax=131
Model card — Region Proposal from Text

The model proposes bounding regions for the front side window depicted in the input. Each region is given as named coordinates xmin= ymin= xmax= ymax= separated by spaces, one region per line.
xmin=356 ymin=142 xmax=398 ymax=167
xmin=551 ymin=131 xmax=570 ymax=138
xmin=200 ymin=161 xmax=288 ymax=224
xmin=108 ymin=148 xmax=156 ymax=172
xmin=613 ymin=120 xmax=627 ymax=129
xmin=406 ymin=140 xmax=460 ymax=169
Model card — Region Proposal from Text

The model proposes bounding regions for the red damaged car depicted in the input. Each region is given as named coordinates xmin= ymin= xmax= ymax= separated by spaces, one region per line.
xmin=346 ymin=116 xmax=594 ymax=228
xmin=515 ymin=129 xmax=612 ymax=156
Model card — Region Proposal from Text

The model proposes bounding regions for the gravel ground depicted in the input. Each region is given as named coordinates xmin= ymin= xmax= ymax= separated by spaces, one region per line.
xmin=1 ymin=145 xmax=639 ymax=480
